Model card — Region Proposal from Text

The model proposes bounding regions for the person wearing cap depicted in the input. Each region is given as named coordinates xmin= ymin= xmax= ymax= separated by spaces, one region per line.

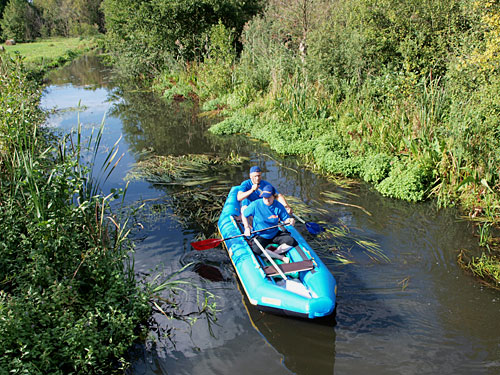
xmin=237 ymin=165 xmax=292 ymax=213
xmin=238 ymin=165 xmax=293 ymax=233
xmin=242 ymin=184 xmax=297 ymax=262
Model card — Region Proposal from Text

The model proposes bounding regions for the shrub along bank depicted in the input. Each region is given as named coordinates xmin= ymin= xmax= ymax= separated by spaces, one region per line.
xmin=0 ymin=55 xmax=151 ymax=373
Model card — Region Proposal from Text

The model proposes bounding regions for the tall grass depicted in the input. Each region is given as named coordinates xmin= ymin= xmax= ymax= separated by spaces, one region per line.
xmin=0 ymin=54 xmax=152 ymax=374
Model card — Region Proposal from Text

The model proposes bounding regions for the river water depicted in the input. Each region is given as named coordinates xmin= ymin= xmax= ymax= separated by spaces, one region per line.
xmin=41 ymin=55 xmax=500 ymax=375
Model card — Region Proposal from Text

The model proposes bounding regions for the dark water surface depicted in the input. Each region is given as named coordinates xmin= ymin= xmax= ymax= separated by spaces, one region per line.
xmin=41 ymin=56 xmax=500 ymax=375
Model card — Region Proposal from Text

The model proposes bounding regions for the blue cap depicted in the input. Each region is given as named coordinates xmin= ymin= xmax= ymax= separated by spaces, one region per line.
xmin=260 ymin=185 xmax=275 ymax=198
xmin=250 ymin=166 xmax=261 ymax=173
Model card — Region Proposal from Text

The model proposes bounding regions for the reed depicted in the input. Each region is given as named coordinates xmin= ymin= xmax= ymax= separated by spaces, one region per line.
xmin=0 ymin=55 xmax=153 ymax=374
xmin=286 ymin=195 xmax=389 ymax=264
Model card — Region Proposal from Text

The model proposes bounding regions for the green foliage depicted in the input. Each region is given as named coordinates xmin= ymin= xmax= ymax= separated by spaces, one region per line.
xmin=197 ymin=21 xmax=236 ymax=99
xmin=360 ymin=153 xmax=393 ymax=184
xmin=0 ymin=54 xmax=151 ymax=374
xmin=311 ymin=134 xmax=362 ymax=177
xmin=235 ymin=13 xmax=299 ymax=94
xmin=376 ymin=160 xmax=432 ymax=202
xmin=0 ymin=54 xmax=43 ymax=156
xmin=209 ymin=112 xmax=257 ymax=135
xmin=101 ymin=0 xmax=262 ymax=79
xmin=0 ymin=0 xmax=39 ymax=42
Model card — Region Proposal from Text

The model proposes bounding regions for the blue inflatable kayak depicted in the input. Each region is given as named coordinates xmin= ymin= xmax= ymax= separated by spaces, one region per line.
xmin=217 ymin=186 xmax=337 ymax=319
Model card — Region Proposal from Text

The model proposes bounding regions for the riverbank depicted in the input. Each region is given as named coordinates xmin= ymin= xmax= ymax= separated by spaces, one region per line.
xmin=0 ymin=50 xmax=150 ymax=373
xmin=1 ymin=36 xmax=99 ymax=78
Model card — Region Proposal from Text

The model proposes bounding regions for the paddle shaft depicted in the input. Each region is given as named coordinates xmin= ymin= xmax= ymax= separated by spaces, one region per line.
xmin=224 ymin=224 xmax=282 ymax=242
xmin=293 ymin=213 xmax=306 ymax=224
xmin=191 ymin=223 xmax=284 ymax=250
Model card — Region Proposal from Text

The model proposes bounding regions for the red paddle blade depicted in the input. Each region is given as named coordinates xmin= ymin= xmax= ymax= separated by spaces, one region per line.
xmin=191 ymin=238 xmax=223 ymax=251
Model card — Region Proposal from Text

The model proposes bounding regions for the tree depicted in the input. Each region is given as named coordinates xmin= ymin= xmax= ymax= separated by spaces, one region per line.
xmin=0 ymin=0 xmax=39 ymax=42
xmin=101 ymin=0 xmax=262 ymax=77
xmin=265 ymin=0 xmax=331 ymax=64
xmin=0 ymin=0 xmax=8 ymax=35
xmin=33 ymin=0 xmax=104 ymax=37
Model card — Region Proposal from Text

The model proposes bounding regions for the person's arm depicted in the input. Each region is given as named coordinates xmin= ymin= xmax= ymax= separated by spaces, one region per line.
xmin=237 ymin=181 xmax=258 ymax=201
xmin=278 ymin=203 xmax=295 ymax=227
xmin=237 ymin=186 xmax=258 ymax=201
xmin=242 ymin=217 xmax=253 ymax=236
xmin=242 ymin=205 xmax=253 ymax=236
xmin=277 ymin=193 xmax=293 ymax=214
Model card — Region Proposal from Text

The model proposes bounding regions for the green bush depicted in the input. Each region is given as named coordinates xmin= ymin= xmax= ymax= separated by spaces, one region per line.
xmin=360 ymin=153 xmax=393 ymax=183
xmin=209 ymin=112 xmax=257 ymax=135
xmin=197 ymin=21 xmax=236 ymax=99
xmin=376 ymin=159 xmax=431 ymax=202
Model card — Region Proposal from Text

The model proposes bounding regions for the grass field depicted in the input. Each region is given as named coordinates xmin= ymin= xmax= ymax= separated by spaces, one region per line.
xmin=2 ymin=37 xmax=98 ymax=63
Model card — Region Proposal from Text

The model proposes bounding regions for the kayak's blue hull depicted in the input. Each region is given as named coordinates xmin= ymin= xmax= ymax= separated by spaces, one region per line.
xmin=217 ymin=186 xmax=337 ymax=319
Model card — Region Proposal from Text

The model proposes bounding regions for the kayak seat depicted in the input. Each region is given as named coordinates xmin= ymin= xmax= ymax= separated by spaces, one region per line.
xmin=263 ymin=259 xmax=314 ymax=277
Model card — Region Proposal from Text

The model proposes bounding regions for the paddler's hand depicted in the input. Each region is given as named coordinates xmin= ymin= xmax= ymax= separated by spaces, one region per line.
xmin=251 ymin=183 xmax=259 ymax=192
xmin=284 ymin=218 xmax=295 ymax=226
xmin=284 ymin=205 xmax=293 ymax=215
xmin=244 ymin=226 xmax=252 ymax=237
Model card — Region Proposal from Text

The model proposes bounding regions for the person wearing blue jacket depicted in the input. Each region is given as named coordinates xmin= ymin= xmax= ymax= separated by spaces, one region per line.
xmin=238 ymin=165 xmax=292 ymax=232
xmin=243 ymin=184 xmax=297 ymax=262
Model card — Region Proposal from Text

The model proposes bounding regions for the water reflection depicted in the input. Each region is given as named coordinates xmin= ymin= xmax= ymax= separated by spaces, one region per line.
xmin=243 ymin=290 xmax=337 ymax=375
xmin=44 ymin=54 xmax=113 ymax=88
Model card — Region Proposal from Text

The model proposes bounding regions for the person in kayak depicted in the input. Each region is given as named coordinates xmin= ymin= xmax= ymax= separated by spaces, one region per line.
xmin=238 ymin=165 xmax=292 ymax=231
xmin=243 ymin=184 xmax=297 ymax=262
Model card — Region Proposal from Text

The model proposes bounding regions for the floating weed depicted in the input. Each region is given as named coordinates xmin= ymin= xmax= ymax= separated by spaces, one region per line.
xmin=169 ymin=186 xmax=227 ymax=238
xmin=284 ymin=196 xmax=387 ymax=263
xmin=141 ymin=264 xmax=219 ymax=343
xmin=321 ymin=190 xmax=372 ymax=216
xmin=322 ymin=253 xmax=355 ymax=265
xmin=458 ymin=250 xmax=500 ymax=290
xmin=398 ymin=276 xmax=410 ymax=291
xmin=130 ymin=153 xmax=242 ymax=240
xmin=310 ymin=220 xmax=389 ymax=264
xmin=286 ymin=196 xmax=321 ymax=216
xmin=320 ymin=190 xmax=346 ymax=201
xmin=129 ymin=153 xmax=243 ymax=187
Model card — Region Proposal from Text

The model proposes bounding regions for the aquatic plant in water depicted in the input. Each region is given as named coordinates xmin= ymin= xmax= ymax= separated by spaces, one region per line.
xmin=130 ymin=153 xmax=243 ymax=239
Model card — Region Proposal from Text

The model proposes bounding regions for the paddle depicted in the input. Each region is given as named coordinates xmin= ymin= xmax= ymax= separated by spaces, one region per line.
xmin=191 ymin=224 xmax=283 ymax=251
xmin=293 ymin=213 xmax=325 ymax=235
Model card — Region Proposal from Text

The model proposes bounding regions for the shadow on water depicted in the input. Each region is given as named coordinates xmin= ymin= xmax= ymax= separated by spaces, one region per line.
xmin=240 ymin=280 xmax=338 ymax=375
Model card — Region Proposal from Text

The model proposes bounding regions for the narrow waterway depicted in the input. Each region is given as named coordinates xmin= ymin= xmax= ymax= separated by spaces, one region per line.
xmin=41 ymin=55 xmax=500 ymax=375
